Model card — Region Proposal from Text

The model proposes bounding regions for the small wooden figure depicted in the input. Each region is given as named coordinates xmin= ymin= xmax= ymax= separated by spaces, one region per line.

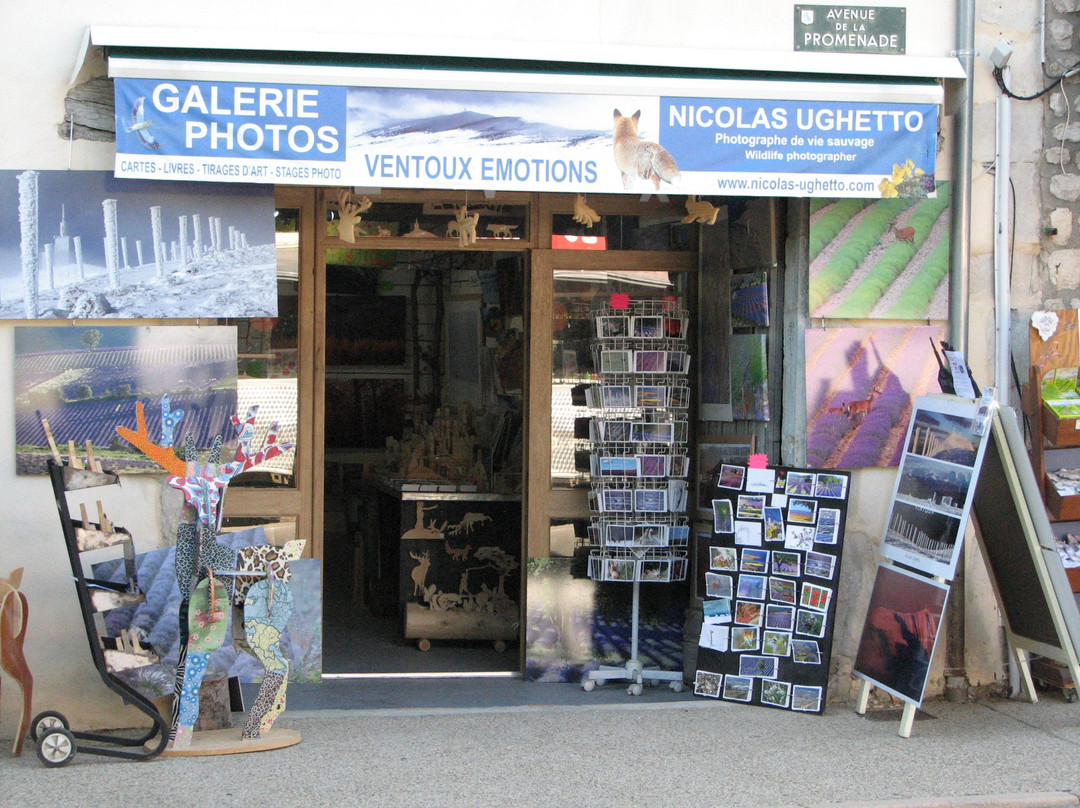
xmin=486 ymin=223 xmax=517 ymax=238
xmin=447 ymin=205 xmax=480 ymax=246
xmin=335 ymin=189 xmax=373 ymax=244
xmin=682 ymin=195 xmax=721 ymax=225
xmin=573 ymin=194 xmax=601 ymax=228
xmin=0 ymin=568 xmax=33 ymax=756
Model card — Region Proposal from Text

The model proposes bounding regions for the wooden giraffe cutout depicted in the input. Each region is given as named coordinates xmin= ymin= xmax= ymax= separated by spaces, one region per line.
xmin=0 ymin=568 xmax=33 ymax=756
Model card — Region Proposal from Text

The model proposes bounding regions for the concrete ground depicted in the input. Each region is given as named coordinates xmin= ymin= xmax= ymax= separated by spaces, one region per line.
xmin=3 ymin=681 xmax=1080 ymax=808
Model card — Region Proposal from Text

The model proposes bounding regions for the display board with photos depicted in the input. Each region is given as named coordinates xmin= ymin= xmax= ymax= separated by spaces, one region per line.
xmin=693 ymin=465 xmax=851 ymax=713
xmin=586 ymin=298 xmax=691 ymax=585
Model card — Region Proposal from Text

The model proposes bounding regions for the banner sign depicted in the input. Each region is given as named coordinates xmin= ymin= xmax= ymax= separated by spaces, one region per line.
xmin=115 ymin=78 xmax=939 ymax=198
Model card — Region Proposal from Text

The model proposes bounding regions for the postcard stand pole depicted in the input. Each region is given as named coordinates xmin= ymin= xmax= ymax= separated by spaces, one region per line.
xmin=582 ymin=558 xmax=683 ymax=695
xmin=854 ymin=680 xmax=918 ymax=738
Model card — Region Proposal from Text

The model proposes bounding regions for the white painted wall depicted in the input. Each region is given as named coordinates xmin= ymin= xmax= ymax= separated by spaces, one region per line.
xmin=0 ymin=0 xmax=989 ymax=738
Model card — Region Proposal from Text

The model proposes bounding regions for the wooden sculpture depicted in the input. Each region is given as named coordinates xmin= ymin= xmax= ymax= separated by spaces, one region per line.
xmin=0 ymin=568 xmax=32 ymax=756
xmin=447 ymin=205 xmax=480 ymax=247
xmin=116 ymin=396 xmax=299 ymax=749
xmin=682 ymin=195 xmax=721 ymax=225
xmin=335 ymin=189 xmax=372 ymax=244
xmin=572 ymin=194 xmax=601 ymax=228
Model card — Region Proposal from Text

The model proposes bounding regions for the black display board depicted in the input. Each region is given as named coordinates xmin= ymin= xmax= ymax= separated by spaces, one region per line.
xmin=693 ymin=465 xmax=851 ymax=713
xmin=970 ymin=406 xmax=1080 ymax=663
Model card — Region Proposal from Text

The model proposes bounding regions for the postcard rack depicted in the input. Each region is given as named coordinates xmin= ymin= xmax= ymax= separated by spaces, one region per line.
xmin=28 ymin=459 xmax=169 ymax=766
xmin=582 ymin=299 xmax=689 ymax=695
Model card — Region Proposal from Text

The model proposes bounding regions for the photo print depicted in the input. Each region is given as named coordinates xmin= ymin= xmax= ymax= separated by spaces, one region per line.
xmin=763 ymin=507 xmax=785 ymax=542
xmin=604 ymin=559 xmax=637 ymax=582
xmin=632 ymin=315 xmax=664 ymax=339
xmin=791 ymin=685 xmax=823 ymax=712
xmin=599 ymin=456 xmax=637 ymax=477
xmin=736 ymin=574 xmax=767 ymax=600
xmin=705 ymin=572 xmax=734 ymax=599
xmin=731 ymin=627 xmax=760 ymax=651
xmin=785 ymin=472 xmax=816 ymax=496
xmin=762 ymin=630 xmax=792 ymax=656
xmin=631 ymin=421 xmax=674 ymax=443
xmin=800 ymin=582 xmax=833 ymax=612
xmin=760 ymin=679 xmax=791 ymax=708
xmin=740 ymin=548 xmax=769 ymax=573
xmin=784 ymin=524 xmax=816 ymax=551
xmin=815 ymin=508 xmax=841 ymax=544
xmin=637 ymin=454 xmax=668 ymax=477
xmin=771 ymin=551 xmax=801 ymax=577
xmin=640 ymin=559 xmax=671 ymax=581
xmin=723 ymin=675 xmax=754 ymax=702
xmin=795 ymin=609 xmax=827 ymax=638
xmin=734 ymin=520 xmax=763 ymax=546
xmin=605 ymin=523 xmax=635 ymax=547
xmin=633 ymin=523 xmax=668 ymax=547
xmin=703 ymin=597 xmax=733 ymax=624
xmin=601 ymin=384 xmax=633 ymax=408
xmin=699 ymin=625 xmax=729 ymax=653
xmin=787 ymin=498 xmax=818 ymax=524
xmin=814 ymin=473 xmax=849 ymax=499
xmin=596 ymin=315 xmax=629 ymax=339
xmin=734 ymin=601 xmax=764 ymax=627
xmin=743 ymin=466 xmax=777 ymax=492
xmin=710 ymin=545 xmax=738 ymax=571
xmin=718 ymin=464 xmax=747 ymax=490
xmin=635 ymin=385 xmax=667 ymax=409
xmin=694 ymin=670 xmax=723 ymax=698
xmin=600 ymin=349 xmax=632 ymax=374
xmin=634 ymin=350 xmax=667 ymax=374
xmin=791 ymin=639 xmax=822 ymax=665
xmin=634 ymin=488 xmax=668 ymax=512
xmin=601 ymin=487 xmax=633 ymax=513
xmin=737 ymin=494 xmax=766 ymax=520
xmin=765 ymin=604 xmax=795 ymax=631
xmin=602 ymin=419 xmax=632 ymax=442
xmin=804 ymin=551 xmax=837 ymax=580
xmin=768 ymin=577 xmax=797 ymax=604
xmin=738 ymin=655 xmax=779 ymax=679
xmin=853 ymin=562 xmax=950 ymax=706
xmin=730 ymin=271 xmax=770 ymax=328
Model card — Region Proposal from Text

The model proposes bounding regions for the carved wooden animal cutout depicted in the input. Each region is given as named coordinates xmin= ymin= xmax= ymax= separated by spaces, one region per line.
xmin=572 ymin=194 xmax=601 ymax=227
xmin=682 ymin=195 xmax=721 ymax=225
xmin=0 ymin=568 xmax=32 ymax=756
xmin=336 ymin=189 xmax=373 ymax=244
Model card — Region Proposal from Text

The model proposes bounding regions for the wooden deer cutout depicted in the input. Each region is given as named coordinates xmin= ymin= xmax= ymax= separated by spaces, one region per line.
xmin=446 ymin=205 xmax=480 ymax=247
xmin=336 ymin=189 xmax=373 ymax=244
xmin=0 ymin=568 xmax=33 ymax=756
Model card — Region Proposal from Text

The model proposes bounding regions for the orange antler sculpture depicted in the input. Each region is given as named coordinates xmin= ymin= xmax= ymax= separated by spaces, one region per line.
xmin=114 ymin=401 xmax=186 ymax=477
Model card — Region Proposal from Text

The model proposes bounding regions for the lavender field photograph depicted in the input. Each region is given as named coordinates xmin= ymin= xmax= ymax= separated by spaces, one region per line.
xmin=15 ymin=325 xmax=237 ymax=474
xmin=804 ymin=325 xmax=944 ymax=469
xmin=0 ymin=170 xmax=276 ymax=319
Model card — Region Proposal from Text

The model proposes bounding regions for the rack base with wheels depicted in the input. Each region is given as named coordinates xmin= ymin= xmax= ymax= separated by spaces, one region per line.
xmin=31 ymin=459 xmax=170 ymax=766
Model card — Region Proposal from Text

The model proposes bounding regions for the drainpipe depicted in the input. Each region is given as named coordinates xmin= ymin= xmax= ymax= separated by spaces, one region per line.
xmin=945 ymin=0 xmax=975 ymax=703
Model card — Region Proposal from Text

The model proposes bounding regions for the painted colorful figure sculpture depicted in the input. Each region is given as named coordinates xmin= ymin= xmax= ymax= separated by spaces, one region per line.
xmin=117 ymin=396 xmax=298 ymax=748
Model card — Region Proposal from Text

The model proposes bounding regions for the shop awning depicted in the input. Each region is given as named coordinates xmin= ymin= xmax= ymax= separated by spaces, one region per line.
xmin=100 ymin=29 xmax=950 ymax=198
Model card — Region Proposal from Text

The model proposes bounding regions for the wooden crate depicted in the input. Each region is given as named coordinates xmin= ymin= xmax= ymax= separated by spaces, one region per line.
xmin=1068 ymin=566 xmax=1080 ymax=594
xmin=1042 ymin=403 xmax=1080 ymax=446
xmin=1045 ymin=476 xmax=1080 ymax=521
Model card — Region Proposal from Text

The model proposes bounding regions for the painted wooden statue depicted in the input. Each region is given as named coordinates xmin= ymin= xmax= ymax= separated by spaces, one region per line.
xmin=117 ymin=395 xmax=300 ymax=748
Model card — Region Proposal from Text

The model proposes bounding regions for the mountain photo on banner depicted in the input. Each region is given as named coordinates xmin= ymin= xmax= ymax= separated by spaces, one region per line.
xmin=804 ymin=325 xmax=944 ymax=469
xmin=809 ymin=182 xmax=950 ymax=320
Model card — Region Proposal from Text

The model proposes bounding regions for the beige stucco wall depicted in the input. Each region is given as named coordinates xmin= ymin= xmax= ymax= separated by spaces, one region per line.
xmin=0 ymin=0 xmax=994 ymax=738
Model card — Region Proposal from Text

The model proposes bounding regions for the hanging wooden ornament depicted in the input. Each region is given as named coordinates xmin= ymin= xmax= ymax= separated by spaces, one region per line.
xmin=573 ymin=194 xmax=601 ymax=227
xmin=682 ymin=195 xmax=721 ymax=225
xmin=447 ymin=204 xmax=480 ymax=247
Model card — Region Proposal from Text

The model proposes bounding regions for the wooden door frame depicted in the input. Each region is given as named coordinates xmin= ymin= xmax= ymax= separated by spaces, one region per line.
xmin=221 ymin=186 xmax=321 ymax=557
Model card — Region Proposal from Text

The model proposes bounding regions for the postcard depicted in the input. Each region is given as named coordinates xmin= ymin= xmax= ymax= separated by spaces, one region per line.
xmin=768 ymin=577 xmax=797 ymax=604
xmin=745 ymin=467 xmax=776 ymax=493
xmin=718 ymin=464 xmax=746 ymax=490
xmin=731 ymin=626 xmax=760 ymax=651
xmin=703 ymin=597 xmax=733 ymax=624
xmin=805 ymin=550 xmax=837 ymax=580
xmin=784 ymin=524 xmax=816 ymax=551
xmin=785 ymin=472 xmax=816 ymax=497
xmin=795 ymin=609 xmax=827 ymax=638
xmin=737 ymin=494 xmax=766 ymax=520
xmin=734 ymin=600 xmax=764 ymax=626
xmin=740 ymin=548 xmax=770 ymax=573
xmin=694 ymin=669 xmax=723 ymax=698
xmin=770 ymin=551 xmax=801 ymax=577
xmin=791 ymin=684 xmax=823 ymax=712
xmin=762 ymin=630 xmax=792 ymax=656
xmin=712 ymin=499 xmax=734 ymax=533
xmin=814 ymin=473 xmax=848 ymax=499
xmin=765 ymin=604 xmax=795 ymax=631
xmin=791 ymin=639 xmax=822 ymax=665
xmin=738 ymin=655 xmax=779 ymax=679
xmin=760 ymin=679 xmax=791 ymax=708
xmin=815 ymin=508 xmax=841 ymax=544
xmin=800 ymin=582 xmax=833 ymax=613
xmin=737 ymin=574 xmax=767 ymax=600
xmin=705 ymin=572 xmax=734 ymax=599
xmin=763 ymin=507 xmax=785 ymax=542
xmin=787 ymin=498 xmax=818 ymax=524
xmin=723 ymin=675 xmax=754 ymax=702
xmin=637 ymin=454 xmax=668 ymax=477
xmin=596 ymin=315 xmax=629 ymax=339
xmin=698 ymin=626 xmax=729 ymax=654
xmin=735 ymin=520 xmax=763 ymax=547
xmin=710 ymin=546 xmax=738 ymax=571
xmin=632 ymin=315 xmax=664 ymax=339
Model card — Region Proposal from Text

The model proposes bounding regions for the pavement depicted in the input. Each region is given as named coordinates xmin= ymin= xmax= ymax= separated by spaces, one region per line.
xmin=3 ymin=677 xmax=1080 ymax=808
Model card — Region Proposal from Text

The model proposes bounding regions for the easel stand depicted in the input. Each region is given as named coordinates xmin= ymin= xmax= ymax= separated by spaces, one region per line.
xmin=581 ymin=573 xmax=684 ymax=695
xmin=854 ymin=680 xmax=920 ymax=738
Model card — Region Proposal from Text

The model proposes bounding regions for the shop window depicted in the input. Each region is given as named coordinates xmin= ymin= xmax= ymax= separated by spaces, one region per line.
xmin=327 ymin=196 xmax=529 ymax=243
xmin=225 ymin=208 xmax=300 ymax=488
xmin=550 ymin=270 xmax=690 ymax=489
xmin=552 ymin=214 xmax=694 ymax=251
